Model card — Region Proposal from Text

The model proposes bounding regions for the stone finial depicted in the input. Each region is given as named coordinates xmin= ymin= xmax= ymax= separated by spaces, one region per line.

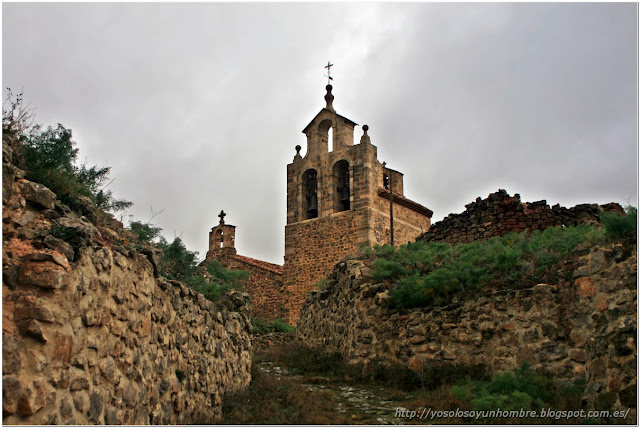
xmin=218 ymin=210 xmax=226 ymax=225
xmin=325 ymin=84 xmax=335 ymax=112
xmin=294 ymin=145 xmax=302 ymax=161
xmin=360 ymin=124 xmax=371 ymax=144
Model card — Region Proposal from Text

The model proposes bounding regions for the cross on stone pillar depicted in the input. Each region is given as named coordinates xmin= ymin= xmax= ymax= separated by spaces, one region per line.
xmin=218 ymin=210 xmax=226 ymax=225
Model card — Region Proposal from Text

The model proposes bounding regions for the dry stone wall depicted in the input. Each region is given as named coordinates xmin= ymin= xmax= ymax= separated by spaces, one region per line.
xmin=2 ymin=141 xmax=252 ymax=424
xmin=297 ymin=245 xmax=637 ymax=420
xmin=419 ymin=189 xmax=624 ymax=245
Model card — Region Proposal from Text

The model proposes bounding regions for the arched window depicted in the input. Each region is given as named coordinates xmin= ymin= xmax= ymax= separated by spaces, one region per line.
xmin=302 ymin=169 xmax=318 ymax=219
xmin=334 ymin=160 xmax=350 ymax=212
xmin=318 ymin=119 xmax=332 ymax=153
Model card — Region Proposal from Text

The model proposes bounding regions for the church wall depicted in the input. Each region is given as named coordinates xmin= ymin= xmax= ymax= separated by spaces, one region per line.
xmin=211 ymin=255 xmax=285 ymax=322
xmin=283 ymin=210 xmax=367 ymax=324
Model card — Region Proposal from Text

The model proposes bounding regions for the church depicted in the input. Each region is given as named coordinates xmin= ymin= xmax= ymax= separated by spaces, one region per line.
xmin=205 ymin=81 xmax=432 ymax=325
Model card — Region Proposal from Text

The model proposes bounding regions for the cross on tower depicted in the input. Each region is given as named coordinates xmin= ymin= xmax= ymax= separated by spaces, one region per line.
xmin=218 ymin=210 xmax=226 ymax=225
xmin=324 ymin=61 xmax=334 ymax=85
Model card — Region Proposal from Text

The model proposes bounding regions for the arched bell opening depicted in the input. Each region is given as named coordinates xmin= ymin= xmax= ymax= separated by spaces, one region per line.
xmin=302 ymin=168 xmax=319 ymax=219
xmin=333 ymin=160 xmax=350 ymax=212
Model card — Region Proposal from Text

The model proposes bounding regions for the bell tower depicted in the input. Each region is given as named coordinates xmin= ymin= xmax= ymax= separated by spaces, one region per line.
xmin=283 ymin=82 xmax=433 ymax=324
xmin=206 ymin=210 xmax=236 ymax=259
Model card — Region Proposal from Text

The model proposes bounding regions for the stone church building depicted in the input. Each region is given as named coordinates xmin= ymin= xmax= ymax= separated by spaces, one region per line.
xmin=205 ymin=84 xmax=432 ymax=325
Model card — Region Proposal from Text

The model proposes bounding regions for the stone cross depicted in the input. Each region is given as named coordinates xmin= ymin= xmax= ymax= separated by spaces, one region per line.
xmin=218 ymin=210 xmax=226 ymax=225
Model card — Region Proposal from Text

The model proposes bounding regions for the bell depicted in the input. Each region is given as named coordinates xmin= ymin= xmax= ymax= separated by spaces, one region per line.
xmin=307 ymin=194 xmax=318 ymax=216
xmin=340 ymin=186 xmax=350 ymax=204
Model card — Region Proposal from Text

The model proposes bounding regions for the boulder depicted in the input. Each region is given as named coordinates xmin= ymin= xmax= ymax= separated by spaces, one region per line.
xmin=19 ymin=181 xmax=56 ymax=210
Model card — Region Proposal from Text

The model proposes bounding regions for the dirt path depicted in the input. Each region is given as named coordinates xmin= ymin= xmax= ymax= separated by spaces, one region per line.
xmin=255 ymin=360 xmax=417 ymax=425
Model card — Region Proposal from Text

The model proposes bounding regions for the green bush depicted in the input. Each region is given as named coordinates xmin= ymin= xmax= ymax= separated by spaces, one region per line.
xmin=452 ymin=362 xmax=555 ymax=412
xmin=19 ymin=123 xmax=131 ymax=213
xmin=128 ymin=221 xmax=163 ymax=244
xmin=601 ymin=206 xmax=637 ymax=241
xmin=158 ymin=237 xmax=199 ymax=282
xmin=372 ymin=225 xmax=606 ymax=309
xmin=273 ymin=319 xmax=296 ymax=333
xmin=251 ymin=318 xmax=296 ymax=334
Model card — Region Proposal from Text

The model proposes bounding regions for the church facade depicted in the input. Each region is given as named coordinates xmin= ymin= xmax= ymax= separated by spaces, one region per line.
xmin=206 ymin=84 xmax=432 ymax=325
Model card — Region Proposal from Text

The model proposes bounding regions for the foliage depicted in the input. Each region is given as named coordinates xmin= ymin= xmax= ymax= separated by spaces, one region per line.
xmin=205 ymin=260 xmax=249 ymax=288
xmin=2 ymin=89 xmax=35 ymax=138
xmin=221 ymin=363 xmax=346 ymax=425
xmin=128 ymin=221 xmax=163 ymax=244
xmin=49 ymin=224 xmax=85 ymax=249
xmin=3 ymin=89 xmax=132 ymax=216
xmin=451 ymin=362 xmax=556 ymax=412
xmin=601 ymin=206 xmax=637 ymax=241
xmin=370 ymin=225 xmax=606 ymax=309
xmin=179 ymin=260 xmax=248 ymax=302
xmin=158 ymin=237 xmax=199 ymax=282
xmin=251 ymin=317 xmax=296 ymax=334
xmin=315 ymin=278 xmax=329 ymax=289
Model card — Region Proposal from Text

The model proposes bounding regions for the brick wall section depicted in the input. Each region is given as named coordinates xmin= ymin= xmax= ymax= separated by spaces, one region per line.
xmin=297 ymin=246 xmax=637 ymax=421
xmin=418 ymin=189 xmax=624 ymax=245
xmin=204 ymin=247 xmax=284 ymax=322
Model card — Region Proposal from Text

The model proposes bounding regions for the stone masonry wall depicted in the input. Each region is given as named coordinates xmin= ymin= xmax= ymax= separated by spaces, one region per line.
xmin=206 ymin=248 xmax=285 ymax=321
xmin=418 ymin=189 xmax=624 ymax=245
xmin=297 ymin=245 xmax=637 ymax=420
xmin=2 ymin=142 xmax=252 ymax=424
xmin=283 ymin=209 xmax=366 ymax=324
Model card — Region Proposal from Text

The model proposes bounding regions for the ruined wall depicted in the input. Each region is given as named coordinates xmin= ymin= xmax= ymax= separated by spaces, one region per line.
xmin=419 ymin=189 xmax=624 ymax=245
xmin=297 ymin=245 xmax=637 ymax=420
xmin=2 ymin=142 xmax=252 ymax=424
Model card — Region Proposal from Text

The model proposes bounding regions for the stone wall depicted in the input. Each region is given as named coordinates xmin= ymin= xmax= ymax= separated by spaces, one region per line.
xmin=283 ymin=210 xmax=365 ymax=324
xmin=2 ymin=142 xmax=252 ymax=424
xmin=205 ymin=247 xmax=285 ymax=321
xmin=418 ymin=189 xmax=624 ymax=245
xmin=297 ymin=245 xmax=637 ymax=420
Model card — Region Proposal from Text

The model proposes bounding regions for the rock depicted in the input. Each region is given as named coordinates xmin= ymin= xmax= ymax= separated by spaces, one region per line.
xmin=44 ymin=235 xmax=75 ymax=261
xmin=89 ymin=392 xmax=104 ymax=422
xmin=17 ymin=260 xmax=66 ymax=289
xmin=59 ymin=397 xmax=72 ymax=418
xmin=55 ymin=215 xmax=100 ymax=247
xmin=105 ymin=406 xmax=118 ymax=425
xmin=2 ymin=335 xmax=23 ymax=374
xmin=20 ymin=181 xmax=56 ymax=209
xmin=72 ymin=392 xmax=86 ymax=412
xmin=26 ymin=319 xmax=47 ymax=342
xmin=141 ymin=246 xmax=163 ymax=278
xmin=2 ymin=375 xmax=23 ymax=414
xmin=17 ymin=381 xmax=46 ymax=416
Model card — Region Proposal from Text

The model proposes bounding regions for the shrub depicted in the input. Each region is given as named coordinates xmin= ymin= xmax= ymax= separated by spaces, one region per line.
xmin=273 ymin=319 xmax=296 ymax=333
xmin=18 ymin=122 xmax=131 ymax=213
xmin=601 ymin=206 xmax=637 ymax=241
xmin=452 ymin=362 xmax=555 ymax=412
xmin=128 ymin=221 xmax=162 ymax=244
xmin=372 ymin=225 xmax=606 ymax=309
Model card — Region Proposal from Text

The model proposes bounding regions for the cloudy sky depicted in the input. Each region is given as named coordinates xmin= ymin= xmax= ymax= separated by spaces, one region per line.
xmin=3 ymin=3 xmax=637 ymax=265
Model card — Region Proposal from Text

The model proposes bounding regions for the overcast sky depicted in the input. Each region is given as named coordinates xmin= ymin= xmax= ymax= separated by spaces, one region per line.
xmin=3 ymin=3 xmax=637 ymax=265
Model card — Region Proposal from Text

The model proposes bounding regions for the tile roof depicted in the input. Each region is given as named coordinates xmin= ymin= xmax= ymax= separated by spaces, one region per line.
xmin=232 ymin=254 xmax=284 ymax=275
